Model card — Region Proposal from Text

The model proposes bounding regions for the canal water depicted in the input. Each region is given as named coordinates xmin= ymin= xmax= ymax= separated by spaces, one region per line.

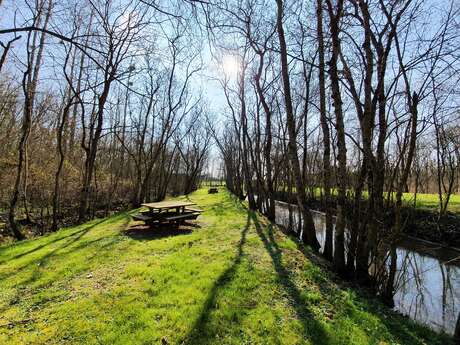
xmin=273 ymin=200 xmax=460 ymax=335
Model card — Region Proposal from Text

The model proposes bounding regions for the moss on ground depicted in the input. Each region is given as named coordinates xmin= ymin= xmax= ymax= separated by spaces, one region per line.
xmin=0 ymin=189 xmax=454 ymax=344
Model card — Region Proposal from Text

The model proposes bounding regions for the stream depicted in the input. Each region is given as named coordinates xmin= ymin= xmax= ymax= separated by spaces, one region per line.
xmin=273 ymin=200 xmax=460 ymax=335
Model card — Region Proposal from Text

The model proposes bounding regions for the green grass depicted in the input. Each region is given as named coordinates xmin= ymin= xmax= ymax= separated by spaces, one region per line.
xmin=0 ymin=189 xmax=453 ymax=344
xmin=402 ymin=192 xmax=460 ymax=213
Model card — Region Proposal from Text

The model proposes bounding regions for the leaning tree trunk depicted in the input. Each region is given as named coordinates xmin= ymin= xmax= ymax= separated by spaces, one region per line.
xmin=275 ymin=0 xmax=320 ymax=251
xmin=317 ymin=0 xmax=333 ymax=260
xmin=384 ymin=92 xmax=419 ymax=304
xmin=52 ymin=99 xmax=73 ymax=231
xmin=326 ymin=0 xmax=346 ymax=274
xmin=8 ymin=87 xmax=31 ymax=240
xmin=78 ymin=74 xmax=113 ymax=221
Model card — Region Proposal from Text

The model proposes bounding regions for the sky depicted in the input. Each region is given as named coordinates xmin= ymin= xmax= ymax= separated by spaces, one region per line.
xmin=0 ymin=0 xmax=235 ymax=112
xmin=0 ymin=0 xmax=236 ymax=178
xmin=3 ymin=0 xmax=457 ymax=179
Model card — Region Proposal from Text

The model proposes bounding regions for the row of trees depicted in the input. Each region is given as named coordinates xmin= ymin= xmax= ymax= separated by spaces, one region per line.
xmin=205 ymin=0 xmax=460 ymax=302
xmin=1 ymin=0 xmax=459 ymax=309
xmin=0 ymin=0 xmax=210 ymax=239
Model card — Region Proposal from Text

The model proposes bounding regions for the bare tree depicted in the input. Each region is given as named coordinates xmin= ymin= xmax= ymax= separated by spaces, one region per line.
xmin=78 ymin=0 xmax=148 ymax=220
xmin=316 ymin=0 xmax=333 ymax=260
xmin=9 ymin=0 xmax=53 ymax=239
xmin=325 ymin=0 xmax=346 ymax=273
xmin=275 ymin=0 xmax=320 ymax=250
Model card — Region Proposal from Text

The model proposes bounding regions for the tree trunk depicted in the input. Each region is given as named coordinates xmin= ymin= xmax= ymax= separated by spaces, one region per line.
xmin=326 ymin=0 xmax=346 ymax=274
xmin=52 ymin=99 xmax=72 ymax=231
xmin=384 ymin=92 xmax=419 ymax=301
xmin=78 ymin=74 xmax=113 ymax=221
xmin=275 ymin=0 xmax=320 ymax=251
xmin=254 ymin=52 xmax=275 ymax=220
xmin=317 ymin=0 xmax=333 ymax=260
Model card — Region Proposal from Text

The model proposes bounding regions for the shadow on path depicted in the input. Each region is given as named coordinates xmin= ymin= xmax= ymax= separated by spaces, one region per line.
xmin=0 ymin=214 xmax=128 ymax=283
xmin=0 ymin=215 xmax=122 ymax=265
xmin=181 ymin=212 xmax=251 ymax=344
xmin=182 ymin=209 xmax=330 ymax=344
xmin=250 ymin=212 xmax=330 ymax=344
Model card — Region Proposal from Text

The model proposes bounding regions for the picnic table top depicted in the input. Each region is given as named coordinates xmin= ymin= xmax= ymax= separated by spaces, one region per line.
xmin=141 ymin=201 xmax=196 ymax=210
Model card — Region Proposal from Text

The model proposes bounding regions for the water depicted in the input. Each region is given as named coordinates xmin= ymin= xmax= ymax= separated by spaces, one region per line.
xmin=273 ymin=200 xmax=460 ymax=335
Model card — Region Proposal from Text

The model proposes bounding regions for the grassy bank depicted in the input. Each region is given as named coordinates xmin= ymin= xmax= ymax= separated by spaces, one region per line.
xmin=0 ymin=189 xmax=453 ymax=344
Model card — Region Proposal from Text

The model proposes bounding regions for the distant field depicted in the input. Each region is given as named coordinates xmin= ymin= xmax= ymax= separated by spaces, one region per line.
xmin=402 ymin=192 xmax=460 ymax=213
xmin=279 ymin=186 xmax=460 ymax=215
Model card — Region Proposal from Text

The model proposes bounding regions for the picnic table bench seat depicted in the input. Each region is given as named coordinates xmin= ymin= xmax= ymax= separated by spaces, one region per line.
xmin=132 ymin=214 xmax=154 ymax=222
xmin=166 ymin=213 xmax=200 ymax=222
xmin=184 ymin=207 xmax=204 ymax=213
xmin=135 ymin=211 xmax=176 ymax=220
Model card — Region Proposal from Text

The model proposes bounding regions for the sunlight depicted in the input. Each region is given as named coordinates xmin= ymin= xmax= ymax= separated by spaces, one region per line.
xmin=222 ymin=54 xmax=240 ymax=78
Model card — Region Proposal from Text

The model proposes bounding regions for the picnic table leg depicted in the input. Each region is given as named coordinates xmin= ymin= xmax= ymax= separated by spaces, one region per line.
xmin=175 ymin=207 xmax=185 ymax=227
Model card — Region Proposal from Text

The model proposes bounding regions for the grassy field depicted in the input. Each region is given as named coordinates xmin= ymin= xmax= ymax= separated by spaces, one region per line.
xmin=402 ymin=192 xmax=460 ymax=213
xmin=301 ymin=187 xmax=460 ymax=214
xmin=0 ymin=189 xmax=453 ymax=344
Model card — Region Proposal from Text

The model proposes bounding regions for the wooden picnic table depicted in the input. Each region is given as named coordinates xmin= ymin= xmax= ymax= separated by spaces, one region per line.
xmin=141 ymin=201 xmax=196 ymax=213
xmin=134 ymin=200 xmax=202 ymax=226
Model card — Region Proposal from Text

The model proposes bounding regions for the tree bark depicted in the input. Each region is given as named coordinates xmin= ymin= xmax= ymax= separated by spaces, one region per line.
xmin=253 ymin=52 xmax=275 ymax=220
xmin=455 ymin=311 xmax=460 ymax=344
xmin=325 ymin=0 xmax=346 ymax=274
xmin=275 ymin=0 xmax=320 ymax=250
xmin=317 ymin=0 xmax=333 ymax=260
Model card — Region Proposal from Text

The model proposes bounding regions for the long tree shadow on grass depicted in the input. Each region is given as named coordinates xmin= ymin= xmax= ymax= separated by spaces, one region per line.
xmin=0 ymin=211 xmax=132 ymax=263
xmin=0 ymin=213 xmax=129 ymax=283
xmin=0 ymin=214 xmax=132 ymax=314
xmin=0 ymin=226 xmax=99 ymax=265
xmin=250 ymin=212 xmax=330 ymax=345
xmin=206 ymin=191 xmax=247 ymax=217
xmin=181 ymin=212 xmax=251 ymax=344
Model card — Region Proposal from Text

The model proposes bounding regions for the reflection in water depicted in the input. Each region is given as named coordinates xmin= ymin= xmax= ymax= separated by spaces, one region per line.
xmin=393 ymin=249 xmax=460 ymax=334
xmin=273 ymin=200 xmax=460 ymax=335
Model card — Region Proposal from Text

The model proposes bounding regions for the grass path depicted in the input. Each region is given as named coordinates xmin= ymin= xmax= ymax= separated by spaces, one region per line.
xmin=0 ymin=189 xmax=453 ymax=344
